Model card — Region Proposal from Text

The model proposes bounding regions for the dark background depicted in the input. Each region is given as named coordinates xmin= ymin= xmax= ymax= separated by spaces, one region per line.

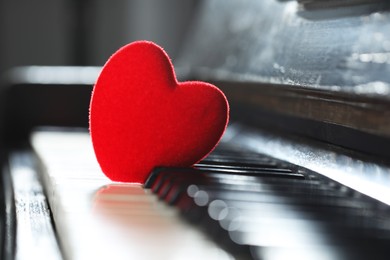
xmin=0 ymin=0 xmax=199 ymax=73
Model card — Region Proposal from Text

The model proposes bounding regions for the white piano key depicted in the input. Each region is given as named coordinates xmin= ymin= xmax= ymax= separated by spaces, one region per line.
xmin=9 ymin=152 xmax=62 ymax=260
xmin=31 ymin=129 xmax=234 ymax=260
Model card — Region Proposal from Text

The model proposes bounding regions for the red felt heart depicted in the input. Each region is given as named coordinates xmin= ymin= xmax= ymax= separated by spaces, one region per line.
xmin=89 ymin=41 xmax=229 ymax=183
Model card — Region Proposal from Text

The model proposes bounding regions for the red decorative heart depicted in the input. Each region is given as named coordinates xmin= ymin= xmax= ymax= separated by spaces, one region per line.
xmin=89 ymin=41 xmax=229 ymax=183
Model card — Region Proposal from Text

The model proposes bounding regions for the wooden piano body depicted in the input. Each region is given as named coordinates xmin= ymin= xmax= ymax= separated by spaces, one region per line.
xmin=1 ymin=0 xmax=390 ymax=259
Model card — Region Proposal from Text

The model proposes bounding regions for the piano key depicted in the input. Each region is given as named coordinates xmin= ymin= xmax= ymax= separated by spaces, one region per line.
xmin=159 ymin=174 xmax=384 ymax=220
xmin=157 ymin=178 xmax=388 ymax=239
xmin=31 ymin=130 xmax=235 ymax=260
xmin=31 ymin=129 xmax=390 ymax=260
xmin=8 ymin=151 xmax=62 ymax=260
xmin=145 ymin=166 xmax=304 ymax=188
xmin=198 ymin=159 xmax=279 ymax=168
xmin=206 ymin=153 xmax=277 ymax=163
xmin=200 ymin=151 xmax=280 ymax=168
xmin=155 ymin=177 xmax=322 ymax=204
xmin=194 ymin=165 xmax=302 ymax=178
xmin=147 ymin=167 xmax=390 ymax=258
xmin=179 ymin=196 xmax=390 ymax=259
xmin=150 ymin=168 xmax=306 ymax=191
xmin=149 ymin=170 xmax=328 ymax=199
xmin=195 ymin=163 xmax=293 ymax=172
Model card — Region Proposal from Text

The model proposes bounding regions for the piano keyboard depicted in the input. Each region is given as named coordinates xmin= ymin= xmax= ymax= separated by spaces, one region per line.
xmin=146 ymin=158 xmax=390 ymax=259
xmin=8 ymin=128 xmax=389 ymax=260
xmin=29 ymin=130 xmax=234 ymax=260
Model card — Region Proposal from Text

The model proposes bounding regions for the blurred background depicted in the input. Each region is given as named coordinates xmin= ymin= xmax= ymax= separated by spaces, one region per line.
xmin=0 ymin=0 xmax=199 ymax=73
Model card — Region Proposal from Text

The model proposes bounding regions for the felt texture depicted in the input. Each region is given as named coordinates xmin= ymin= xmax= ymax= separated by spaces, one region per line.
xmin=89 ymin=41 xmax=229 ymax=183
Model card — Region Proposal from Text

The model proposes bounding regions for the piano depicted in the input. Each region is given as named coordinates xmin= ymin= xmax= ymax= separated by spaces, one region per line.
xmin=2 ymin=0 xmax=390 ymax=259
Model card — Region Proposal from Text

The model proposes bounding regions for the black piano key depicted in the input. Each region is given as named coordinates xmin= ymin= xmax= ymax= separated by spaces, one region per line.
xmin=151 ymin=169 xmax=344 ymax=198
xmin=198 ymin=159 xmax=279 ymax=168
xmin=150 ymin=172 xmax=315 ymax=204
xmin=201 ymin=152 xmax=279 ymax=166
xmin=173 ymin=190 xmax=255 ymax=256
xmin=144 ymin=167 xmax=195 ymax=188
xmin=194 ymin=164 xmax=303 ymax=179
xmin=171 ymin=187 xmax=349 ymax=257
xmin=172 ymin=190 xmax=254 ymax=258
xmin=150 ymin=165 xmax=305 ymax=186
xmin=145 ymin=149 xmax=297 ymax=188
xmin=206 ymin=152 xmax=276 ymax=162
xmin=178 ymin=186 xmax=390 ymax=259
xmin=251 ymin=243 xmax=390 ymax=260
xmin=209 ymin=199 xmax=390 ymax=236
xmin=152 ymin=168 xmax=387 ymax=217
xmin=188 ymin=186 xmax=383 ymax=212
xmin=199 ymin=184 xmax=384 ymax=237
xmin=144 ymin=147 xmax=390 ymax=259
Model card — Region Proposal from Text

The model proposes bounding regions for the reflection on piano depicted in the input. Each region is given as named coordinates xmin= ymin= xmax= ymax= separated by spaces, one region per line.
xmin=2 ymin=0 xmax=390 ymax=259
